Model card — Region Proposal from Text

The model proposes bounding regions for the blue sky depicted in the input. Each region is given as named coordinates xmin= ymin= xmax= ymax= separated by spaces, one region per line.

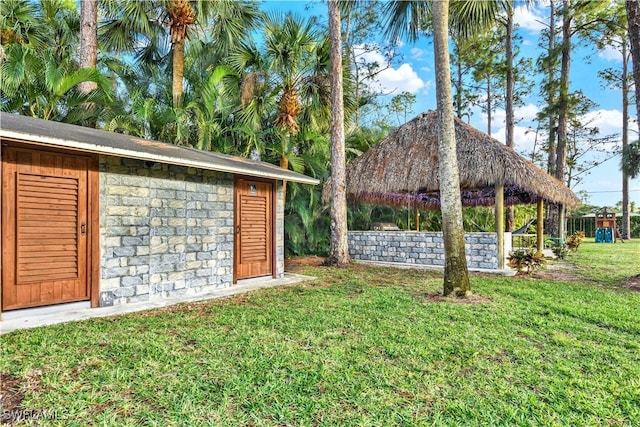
xmin=262 ymin=0 xmax=640 ymax=209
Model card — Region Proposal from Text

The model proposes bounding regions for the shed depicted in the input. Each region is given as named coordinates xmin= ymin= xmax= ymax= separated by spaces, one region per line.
xmin=0 ymin=113 xmax=318 ymax=318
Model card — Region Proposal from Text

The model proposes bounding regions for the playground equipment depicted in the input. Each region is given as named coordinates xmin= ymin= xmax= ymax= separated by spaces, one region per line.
xmin=594 ymin=208 xmax=622 ymax=243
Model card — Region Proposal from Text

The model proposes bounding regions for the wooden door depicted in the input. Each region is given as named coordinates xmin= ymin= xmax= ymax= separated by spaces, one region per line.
xmin=2 ymin=146 xmax=90 ymax=310
xmin=234 ymin=179 xmax=274 ymax=281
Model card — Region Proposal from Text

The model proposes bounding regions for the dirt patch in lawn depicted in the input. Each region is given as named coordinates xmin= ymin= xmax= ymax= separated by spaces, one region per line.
xmin=285 ymin=256 xmax=325 ymax=272
xmin=624 ymin=274 xmax=640 ymax=292
xmin=0 ymin=373 xmax=24 ymax=416
xmin=528 ymin=261 xmax=597 ymax=284
xmin=424 ymin=292 xmax=492 ymax=304
xmin=0 ymin=370 xmax=50 ymax=425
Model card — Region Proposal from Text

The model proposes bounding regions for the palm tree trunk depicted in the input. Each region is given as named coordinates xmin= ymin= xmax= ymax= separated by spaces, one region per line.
xmin=432 ymin=0 xmax=470 ymax=297
xmin=173 ymin=39 xmax=185 ymax=109
xmin=327 ymin=0 xmax=350 ymax=266
xmin=79 ymin=0 xmax=98 ymax=127
xmin=280 ymin=154 xmax=288 ymax=204
xmin=79 ymin=0 xmax=98 ymax=94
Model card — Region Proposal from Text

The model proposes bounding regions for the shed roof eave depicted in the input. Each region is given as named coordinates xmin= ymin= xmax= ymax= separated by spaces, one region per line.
xmin=0 ymin=116 xmax=319 ymax=186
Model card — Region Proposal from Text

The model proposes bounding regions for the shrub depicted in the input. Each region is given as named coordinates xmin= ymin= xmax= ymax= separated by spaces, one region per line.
xmin=565 ymin=232 xmax=583 ymax=251
xmin=507 ymin=249 xmax=547 ymax=274
xmin=552 ymin=245 xmax=568 ymax=260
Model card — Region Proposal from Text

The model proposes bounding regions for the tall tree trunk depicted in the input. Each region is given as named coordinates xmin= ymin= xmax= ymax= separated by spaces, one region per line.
xmin=547 ymin=0 xmax=557 ymax=177
xmin=486 ymin=77 xmax=492 ymax=135
xmin=545 ymin=1 xmax=559 ymax=237
xmin=79 ymin=0 xmax=98 ymax=127
xmin=626 ymin=0 xmax=640 ymax=134
xmin=432 ymin=0 xmax=470 ymax=297
xmin=327 ymin=0 xmax=350 ymax=266
xmin=344 ymin=9 xmax=359 ymax=128
xmin=622 ymin=40 xmax=630 ymax=239
xmin=455 ymin=44 xmax=464 ymax=118
xmin=505 ymin=6 xmax=515 ymax=232
xmin=554 ymin=0 xmax=571 ymax=241
xmin=626 ymin=0 xmax=640 ymax=239
xmin=280 ymin=147 xmax=289 ymax=204
xmin=79 ymin=0 xmax=98 ymax=93
xmin=173 ymin=39 xmax=185 ymax=108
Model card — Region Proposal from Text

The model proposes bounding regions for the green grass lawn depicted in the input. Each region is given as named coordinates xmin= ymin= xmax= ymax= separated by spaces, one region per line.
xmin=1 ymin=242 xmax=639 ymax=426
xmin=563 ymin=238 xmax=640 ymax=286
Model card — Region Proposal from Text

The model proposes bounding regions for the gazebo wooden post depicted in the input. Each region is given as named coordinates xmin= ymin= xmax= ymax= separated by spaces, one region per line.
xmin=559 ymin=205 xmax=566 ymax=244
xmin=536 ymin=198 xmax=544 ymax=253
xmin=496 ymin=182 xmax=505 ymax=269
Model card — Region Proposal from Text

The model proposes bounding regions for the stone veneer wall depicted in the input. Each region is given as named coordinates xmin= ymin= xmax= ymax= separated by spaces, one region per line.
xmin=348 ymin=231 xmax=512 ymax=270
xmin=99 ymin=156 xmax=284 ymax=306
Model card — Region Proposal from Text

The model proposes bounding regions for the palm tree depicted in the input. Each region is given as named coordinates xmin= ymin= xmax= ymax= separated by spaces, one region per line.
xmin=326 ymin=0 xmax=350 ymax=266
xmin=1 ymin=0 xmax=112 ymax=123
xmin=383 ymin=0 xmax=504 ymax=296
xmin=229 ymin=13 xmax=331 ymax=180
xmin=166 ymin=0 xmax=195 ymax=108
xmin=1 ymin=0 xmax=48 ymax=49
xmin=2 ymin=44 xmax=112 ymax=122
xmin=431 ymin=0 xmax=470 ymax=296
xmin=99 ymin=0 xmax=260 ymax=109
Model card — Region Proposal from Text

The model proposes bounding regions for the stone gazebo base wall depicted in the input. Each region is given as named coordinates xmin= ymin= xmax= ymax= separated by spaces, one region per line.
xmin=348 ymin=231 xmax=511 ymax=270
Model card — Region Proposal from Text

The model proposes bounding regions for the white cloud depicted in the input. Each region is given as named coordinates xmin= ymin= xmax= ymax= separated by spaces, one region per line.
xmin=477 ymin=104 xmax=540 ymax=135
xmin=515 ymin=104 xmax=540 ymax=122
xmin=355 ymin=46 xmax=386 ymax=67
xmin=513 ymin=6 xmax=547 ymax=33
xmin=354 ymin=44 xmax=429 ymax=95
xmin=580 ymin=109 xmax=624 ymax=138
xmin=597 ymin=46 xmax=623 ymax=62
xmin=410 ymin=47 xmax=427 ymax=61
xmin=492 ymin=125 xmax=540 ymax=157
xmin=371 ymin=63 xmax=428 ymax=94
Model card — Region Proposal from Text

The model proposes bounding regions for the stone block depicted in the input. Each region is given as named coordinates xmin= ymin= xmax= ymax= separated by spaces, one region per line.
xmin=101 ymin=267 xmax=129 ymax=283
xmin=168 ymin=199 xmax=186 ymax=209
xmin=185 ymin=261 xmax=202 ymax=270
xmin=150 ymin=242 xmax=168 ymax=254
xmin=196 ymin=252 xmax=213 ymax=261
xmin=122 ymin=236 xmax=147 ymax=247
xmin=122 ymin=276 xmax=143 ymax=287
xmin=127 ymin=256 xmax=149 ymax=267
xmin=151 ymin=263 xmax=176 ymax=274
xmin=113 ymin=287 xmax=135 ymax=298
xmin=149 ymin=274 xmax=163 ymax=284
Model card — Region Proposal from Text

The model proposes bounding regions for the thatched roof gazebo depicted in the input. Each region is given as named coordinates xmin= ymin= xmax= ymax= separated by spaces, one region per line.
xmin=325 ymin=111 xmax=579 ymax=266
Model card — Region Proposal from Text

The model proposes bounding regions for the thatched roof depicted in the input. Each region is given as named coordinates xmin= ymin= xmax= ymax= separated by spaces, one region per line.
xmin=324 ymin=111 xmax=578 ymax=210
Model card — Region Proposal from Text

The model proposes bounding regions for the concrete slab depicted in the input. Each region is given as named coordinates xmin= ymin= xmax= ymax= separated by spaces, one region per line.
xmin=0 ymin=273 xmax=315 ymax=335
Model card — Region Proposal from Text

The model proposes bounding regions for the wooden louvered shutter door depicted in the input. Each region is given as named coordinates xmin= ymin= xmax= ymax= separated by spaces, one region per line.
xmin=2 ymin=146 xmax=89 ymax=310
xmin=234 ymin=179 xmax=273 ymax=280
